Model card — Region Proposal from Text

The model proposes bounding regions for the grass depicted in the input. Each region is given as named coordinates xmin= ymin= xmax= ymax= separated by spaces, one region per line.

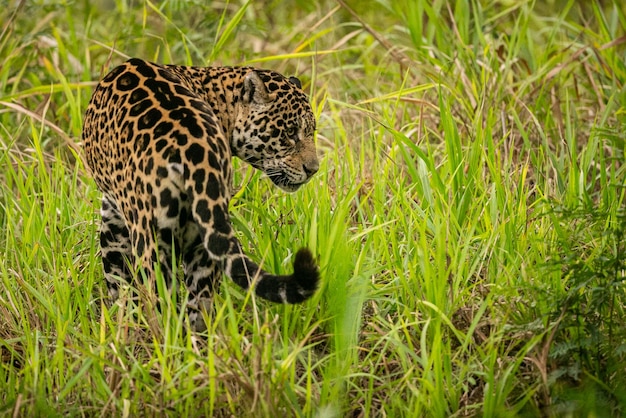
xmin=1 ymin=0 xmax=626 ymax=416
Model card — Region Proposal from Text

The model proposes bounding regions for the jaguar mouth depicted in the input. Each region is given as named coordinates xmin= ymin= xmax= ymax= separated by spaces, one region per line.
xmin=268 ymin=173 xmax=308 ymax=192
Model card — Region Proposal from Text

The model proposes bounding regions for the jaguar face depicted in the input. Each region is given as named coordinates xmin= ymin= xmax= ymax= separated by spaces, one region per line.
xmin=232 ymin=70 xmax=319 ymax=192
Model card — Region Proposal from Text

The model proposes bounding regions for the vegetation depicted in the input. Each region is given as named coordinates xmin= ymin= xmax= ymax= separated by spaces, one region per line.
xmin=1 ymin=0 xmax=625 ymax=416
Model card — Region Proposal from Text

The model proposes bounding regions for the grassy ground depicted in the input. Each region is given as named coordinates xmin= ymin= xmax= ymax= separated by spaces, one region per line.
xmin=1 ymin=0 xmax=625 ymax=416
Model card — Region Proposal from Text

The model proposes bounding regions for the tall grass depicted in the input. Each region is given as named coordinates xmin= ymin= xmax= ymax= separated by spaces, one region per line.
xmin=1 ymin=0 xmax=625 ymax=416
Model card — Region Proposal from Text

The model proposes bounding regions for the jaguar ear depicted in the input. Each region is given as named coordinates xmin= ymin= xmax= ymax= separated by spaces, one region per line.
xmin=288 ymin=76 xmax=302 ymax=89
xmin=242 ymin=71 xmax=274 ymax=104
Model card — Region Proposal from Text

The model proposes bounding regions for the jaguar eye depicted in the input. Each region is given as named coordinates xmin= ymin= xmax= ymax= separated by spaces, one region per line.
xmin=286 ymin=126 xmax=298 ymax=139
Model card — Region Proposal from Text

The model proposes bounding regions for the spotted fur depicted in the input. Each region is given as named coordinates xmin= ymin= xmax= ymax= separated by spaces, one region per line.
xmin=83 ymin=58 xmax=320 ymax=331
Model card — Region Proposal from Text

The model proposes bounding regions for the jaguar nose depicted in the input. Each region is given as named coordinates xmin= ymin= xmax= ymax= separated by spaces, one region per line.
xmin=303 ymin=159 xmax=319 ymax=177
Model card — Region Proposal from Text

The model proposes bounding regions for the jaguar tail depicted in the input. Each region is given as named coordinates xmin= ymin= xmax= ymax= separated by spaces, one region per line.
xmin=224 ymin=246 xmax=320 ymax=303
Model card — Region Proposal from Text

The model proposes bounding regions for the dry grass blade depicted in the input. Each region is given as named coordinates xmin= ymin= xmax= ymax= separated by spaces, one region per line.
xmin=0 ymin=0 xmax=25 ymax=44
xmin=335 ymin=0 xmax=413 ymax=69
xmin=541 ymin=35 xmax=626 ymax=86
xmin=0 ymin=99 xmax=85 ymax=163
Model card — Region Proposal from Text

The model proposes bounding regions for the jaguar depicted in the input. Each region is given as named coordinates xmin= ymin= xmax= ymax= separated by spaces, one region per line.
xmin=82 ymin=58 xmax=320 ymax=331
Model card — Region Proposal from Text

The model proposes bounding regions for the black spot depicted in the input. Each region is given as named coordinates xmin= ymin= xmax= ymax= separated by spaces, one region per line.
xmin=156 ymin=166 xmax=168 ymax=178
xmin=206 ymin=173 xmax=220 ymax=200
xmin=207 ymin=233 xmax=230 ymax=256
xmin=135 ymin=62 xmax=157 ymax=78
xmin=195 ymin=199 xmax=211 ymax=223
xmin=166 ymin=198 xmax=179 ymax=218
xmin=179 ymin=208 xmax=188 ymax=227
xmin=129 ymin=88 xmax=149 ymax=104
xmin=137 ymin=133 xmax=151 ymax=153
xmin=171 ymin=108 xmax=203 ymax=138
xmin=160 ymin=228 xmax=173 ymax=245
xmin=154 ymin=121 xmax=174 ymax=138
xmin=115 ymin=106 xmax=129 ymax=126
xmin=103 ymin=258 xmax=113 ymax=273
xmin=116 ymin=72 xmax=140 ymax=91
xmin=160 ymin=188 xmax=173 ymax=206
xmin=289 ymin=77 xmax=302 ymax=89
xmin=185 ymin=143 xmax=205 ymax=165
xmin=100 ymin=231 xmax=111 ymax=247
xmin=138 ymin=108 xmax=162 ymax=130
xmin=107 ymin=222 xmax=126 ymax=238
xmin=155 ymin=139 xmax=168 ymax=153
xmin=189 ymin=98 xmax=207 ymax=111
xmin=134 ymin=176 xmax=144 ymax=193
xmin=145 ymin=79 xmax=185 ymax=110
xmin=208 ymin=153 xmax=220 ymax=171
xmin=129 ymin=99 xmax=152 ymax=117
xmin=169 ymin=150 xmax=182 ymax=164
xmin=173 ymin=131 xmax=188 ymax=146
xmin=192 ymin=169 xmax=206 ymax=194
xmin=145 ymin=159 xmax=154 ymax=176
xmin=102 ymin=64 xmax=125 ymax=83
xmin=174 ymin=84 xmax=195 ymax=97
xmin=206 ymin=139 xmax=218 ymax=153
xmin=201 ymin=120 xmax=217 ymax=137
xmin=158 ymin=68 xmax=182 ymax=83
xmin=212 ymin=204 xmax=230 ymax=234
xmin=122 ymin=124 xmax=135 ymax=144
xmin=136 ymin=235 xmax=145 ymax=255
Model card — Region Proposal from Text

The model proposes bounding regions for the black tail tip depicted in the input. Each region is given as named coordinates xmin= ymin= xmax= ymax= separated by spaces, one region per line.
xmin=291 ymin=247 xmax=320 ymax=300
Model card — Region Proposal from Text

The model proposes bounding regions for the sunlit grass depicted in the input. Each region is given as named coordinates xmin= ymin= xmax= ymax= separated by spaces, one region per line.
xmin=1 ymin=0 xmax=625 ymax=416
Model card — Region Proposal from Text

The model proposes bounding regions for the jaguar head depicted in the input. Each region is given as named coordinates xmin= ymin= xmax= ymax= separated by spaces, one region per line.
xmin=232 ymin=70 xmax=319 ymax=192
